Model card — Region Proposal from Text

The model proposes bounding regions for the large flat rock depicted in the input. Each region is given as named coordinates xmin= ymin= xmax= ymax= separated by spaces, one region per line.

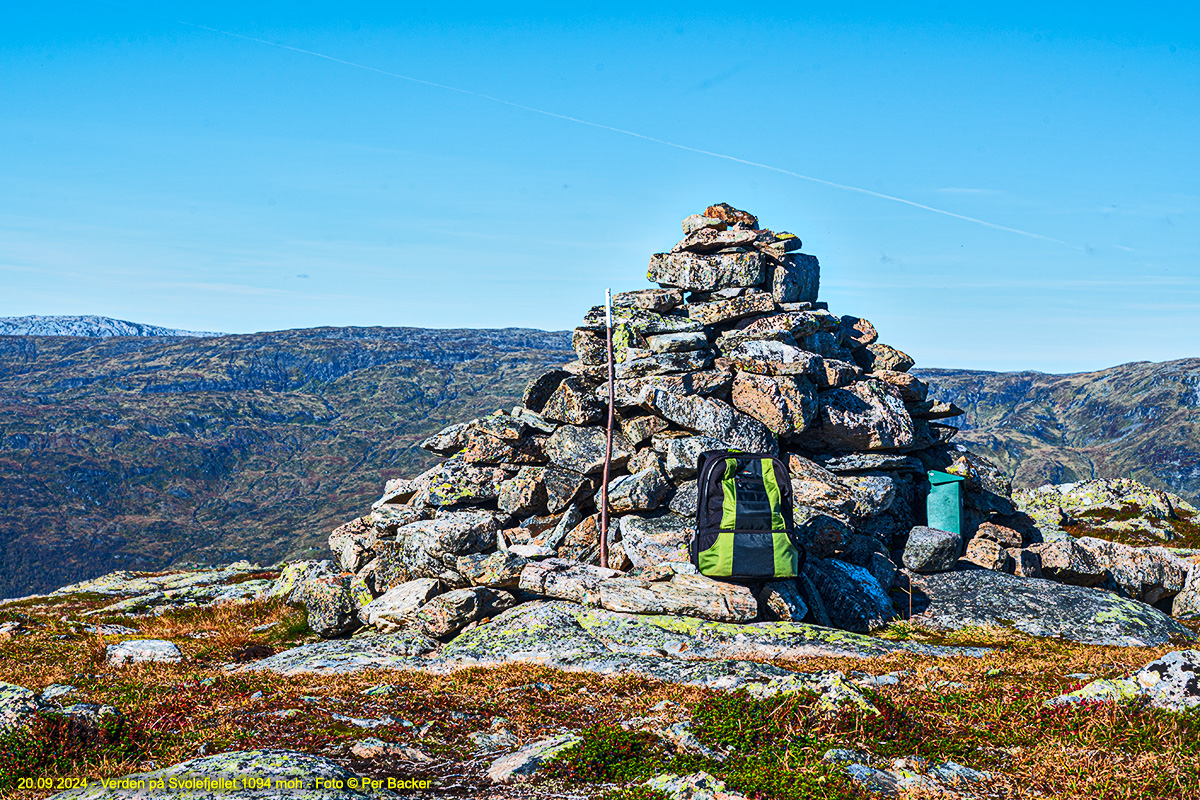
xmin=241 ymin=601 xmax=988 ymax=689
xmin=907 ymin=568 xmax=1196 ymax=647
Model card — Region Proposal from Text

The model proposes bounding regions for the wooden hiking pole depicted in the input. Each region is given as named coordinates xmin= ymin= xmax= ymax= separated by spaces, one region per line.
xmin=599 ymin=288 xmax=615 ymax=569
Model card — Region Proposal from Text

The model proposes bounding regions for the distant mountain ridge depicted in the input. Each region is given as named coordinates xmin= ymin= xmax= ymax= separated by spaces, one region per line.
xmin=0 ymin=315 xmax=224 ymax=338
xmin=917 ymin=359 xmax=1200 ymax=503
xmin=0 ymin=325 xmax=573 ymax=598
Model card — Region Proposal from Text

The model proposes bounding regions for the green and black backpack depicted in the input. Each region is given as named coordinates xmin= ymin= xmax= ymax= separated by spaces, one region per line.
xmin=691 ymin=450 xmax=805 ymax=580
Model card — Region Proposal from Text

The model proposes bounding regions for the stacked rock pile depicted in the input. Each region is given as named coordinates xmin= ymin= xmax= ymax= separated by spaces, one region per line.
xmin=293 ymin=204 xmax=1159 ymax=641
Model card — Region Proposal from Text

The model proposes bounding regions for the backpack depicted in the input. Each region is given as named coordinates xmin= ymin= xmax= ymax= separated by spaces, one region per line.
xmin=691 ymin=450 xmax=805 ymax=580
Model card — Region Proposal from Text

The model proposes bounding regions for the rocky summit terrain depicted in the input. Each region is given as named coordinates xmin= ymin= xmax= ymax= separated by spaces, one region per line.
xmin=4 ymin=204 xmax=1200 ymax=800
xmin=918 ymin=361 xmax=1200 ymax=504
xmin=0 ymin=327 xmax=572 ymax=598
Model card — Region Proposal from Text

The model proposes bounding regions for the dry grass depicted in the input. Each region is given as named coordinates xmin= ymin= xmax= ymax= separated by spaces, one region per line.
xmin=2 ymin=596 xmax=1199 ymax=799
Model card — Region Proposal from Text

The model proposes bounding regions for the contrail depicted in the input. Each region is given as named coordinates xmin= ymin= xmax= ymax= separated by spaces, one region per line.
xmin=106 ymin=3 xmax=1077 ymax=247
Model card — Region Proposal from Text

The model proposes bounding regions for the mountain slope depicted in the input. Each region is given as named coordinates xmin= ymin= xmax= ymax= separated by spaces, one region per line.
xmin=0 ymin=327 xmax=571 ymax=598
xmin=0 ymin=315 xmax=223 ymax=338
xmin=917 ymin=359 xmax=1200 ymax=502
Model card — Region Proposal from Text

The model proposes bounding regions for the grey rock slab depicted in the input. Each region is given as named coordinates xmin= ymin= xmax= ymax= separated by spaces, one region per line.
xmin=903 ymin=527 xmax=962 ymax=573
xmin=359 ymin=578 xmax=441 ymax=632
xmin=728 ymin=339 xmax=823 ymax=376
xmin=619 ymin=512 xmax=694 ymax=568
xmin=239 ymin=632 xmax=440 ymax=675
xmin=793 ymin=380 xmax=917 ymax=452
xmin=805 ymin=558 xmax=896 ymax=633
xmin=519 ymin=558 xmax=625 ymax=604
xmin=647 ymin=251 xmax=766 ymax=292
xmin=685 ymin=292 xmax=776 ymax=325
xmin=598 ymin=573 xmax=759 ymax=623
xmin=416 ymin=587 xmax=516 ymax=639
xmin=543 ymin=424 xmax=634 ymax=475
xmin=380 ymin=510 xmax=505 ymax=587
xmin=541 ymin=376 xmax=604 ymax=425
xmin=581 ymin=304 xmax=705 ymax=335
xmin=908 ymin=569 xmax=1196 ymax=646
xmin=1073 ymin=537 xmax=1188 ymax=602
xmin=613 ymin=288 xmax=684 ymax=312
xmin=768 ymin=253 xmax=820 ymax=304
xmin=640 ymin=389 xmax=776 ymax=455
xmin=645 ymin=771 xmax=749 ymax=800
xmin=645 ymin=331 xmax=709 ymax=353
xmin=522 ymin=368 xmax=570 ymax=413
xmin=616 ymin=350 xmax=712 ymax=379
xmin=610 ymin=372 xmax=735 ymax=405
xmin=47 ymin=750 xmax=394 ymax=799
xmin=487 ymin=733 xmax=581 ymax=784
xmin=662 ymin=435 xmax=728 ymax=481
xmin=241 ymin=600 xmax=987 ymax=681
xmin=105 ymin=639 xmax=183 ymax=666
xmin=1030 ymin=538 xmax=1108 ymax=587
xmin=601 ymin=467 xmax=672 ymax=513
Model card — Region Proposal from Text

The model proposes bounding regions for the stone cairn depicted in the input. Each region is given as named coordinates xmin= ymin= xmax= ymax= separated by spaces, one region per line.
xmin=295 ymin=203 xmax=1054 ymax=640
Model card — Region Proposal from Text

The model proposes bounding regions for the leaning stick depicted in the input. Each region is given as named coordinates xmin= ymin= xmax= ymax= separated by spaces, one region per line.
xmin=599 ymin=288 xmax=615 ymax=569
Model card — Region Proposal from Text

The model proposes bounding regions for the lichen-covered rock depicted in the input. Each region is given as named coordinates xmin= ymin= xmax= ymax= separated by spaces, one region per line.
xmin=497 ymin=467 xmax=548 ymax=517
xmin=613 ymin=287 xmax=684 ymax=311
xmin=0 ymin=682 xmax=38 ymax=731
xmin=619 ymin=512 xmax=693 ymax=567
xmin=456 ymin=551 xmax=529 ymax=589
xmin=686 ymin=292 xmax=776 ymax=325
xmin=793 ymin=511 xmax=851 ymax=559
xmin=731 ymin=373 xmax=817 ymax=436
xmin=264 ymin=560 xmax=333 ymax=604
xmin=582 ymin=304 xmax=706 ymax=336
xmin=640 ymin=389 xmax=776 ymax=455
xmin=838 ymin=315 xmax=878 ymax=349
xmin=601 ymin=467 xmax=672 ymax=513
xmin=543 ymin=424 xmax=634 ymax=475
xmin=854 ymin=342 xmax=915 ymax=373
xmin=416 ymin=587 xmax=516 ymax=638
xmin=419 ymin=420 xmax=472 ymax=456
xmin=787 ymin=456 xmax=859 ymax=520
xmin=645 ymin=331 xmax=709 ymax=353
xmin=961 ymin=536 xmax=1011 ymax=572
xmin=106 ymin=639 xmax=184 ymax=666
xmin=375 ymin=510 xmax=504 ymax=589
xmin=457 ymin=427 xmax=545 ymax=465
xmin=908 ymin=569 xmax=1195 ymax=646
xmin=768 ymin=253 xmax=820 ymax=304
xmin=617 ymin=350 xmax=713 ymax=378
xmin=647 ymin=251 xmax=766 ymax=292
xmin=661 ymin=434 xmax=727 ymax=481
xmin=1073 ymin=537 xmax=1189 ymax=603
xmin=542 ymin=466 xmax=594 ymax=513
xmin=975 ymin=522 xmax=1023 ymax=548
xmin=902 ymin=527 xmax=961 ymax=573
xmin=519 ymin=558 xmax=624 ymax=604
xmin=541 ymin=376 xmax=605 ymax=425
xmin=300 ymin=574 xmax=373 ymax=638
xmin=487 ymin=733 xmax=582 ymax=784
xmin=804 ymin=558 xmax=895 ymax=632
xmin=409 ymin=458 xmax=509 ymax=506
xmin=1029 ymin=538 xmax=1107 ymax=587
xmin=794 ymin=380 xmax=916 ymax=452
xmin=672 ymin=226 xmax=760 ymax=254
xmin=1048 ymin=650 xmax=1200 ymax=712
xmin=644 ymin=771 xmax=749 ymax=800
xmin=358 ymin=578 xmax=441 ymax=632
xmin=47 ymin=750 xmax=394 ymax=799
xmin=598 ymin=573 xmax=758 ymax=623
xmin=611 ymin=372 xmax=735 ymax=405
xmin=1013 ymin=478 xmax=1197 ymax=541
xmin=728 ymin=339 xmax=822 ymax=377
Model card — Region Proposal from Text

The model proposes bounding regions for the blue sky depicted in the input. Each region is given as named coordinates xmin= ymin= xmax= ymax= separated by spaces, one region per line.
xmin=1 ymin=2 xmax=1196 ymax=372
